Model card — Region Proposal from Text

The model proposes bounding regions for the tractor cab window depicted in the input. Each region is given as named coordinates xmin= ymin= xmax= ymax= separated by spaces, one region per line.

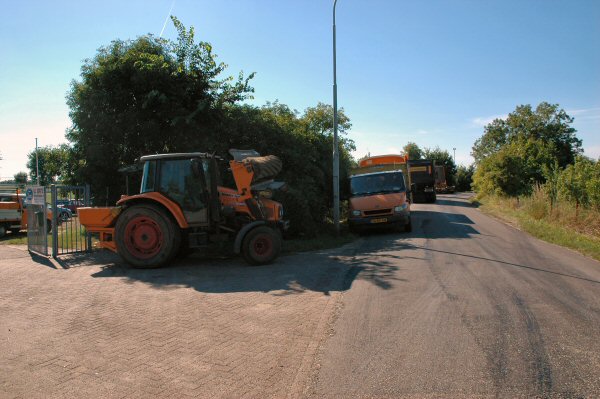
xmin=158 ymin=159 xmax=208 ymax=225
xmin=140 ymin=161 xmax=156 ymax=193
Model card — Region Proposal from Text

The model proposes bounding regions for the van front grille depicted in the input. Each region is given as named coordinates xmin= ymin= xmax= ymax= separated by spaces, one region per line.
xmin=364 ymin=209 xmax=392 ymax=216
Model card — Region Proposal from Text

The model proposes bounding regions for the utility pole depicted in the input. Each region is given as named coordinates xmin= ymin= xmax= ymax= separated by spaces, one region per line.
xmin=453 ymin=147 xmax=456 ymax=165
xmin=332 ymin=0 xmax=340 ymax=235
xmin=35 ymin=138 xmax=40 ymax=185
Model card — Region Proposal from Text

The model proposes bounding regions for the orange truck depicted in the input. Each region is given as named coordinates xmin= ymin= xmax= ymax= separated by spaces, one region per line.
xmin=348 ymin=154 xmax=412 ymax=233
xmin=78 ymin=149 xmax=289 ymax=268
xmin=434 ymin=165 xmax=455 ymax=194
xmin=0 ymin=191 xmax=55 ymax=237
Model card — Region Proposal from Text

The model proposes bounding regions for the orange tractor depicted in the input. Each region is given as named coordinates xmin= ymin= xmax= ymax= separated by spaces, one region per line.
xmin=79 ymin=150 xmax=288 ymax=268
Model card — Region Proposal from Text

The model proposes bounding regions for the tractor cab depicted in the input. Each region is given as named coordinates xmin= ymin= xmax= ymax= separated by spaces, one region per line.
xmin=137 ymin=153 xmax=219 ymax=227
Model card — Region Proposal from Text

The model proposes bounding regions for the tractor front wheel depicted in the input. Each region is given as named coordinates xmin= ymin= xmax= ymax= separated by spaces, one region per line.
xmin=242 ymin=226 xmax=281 ymax=266
xmin=115 ymin=204 xmax=181 ymax=268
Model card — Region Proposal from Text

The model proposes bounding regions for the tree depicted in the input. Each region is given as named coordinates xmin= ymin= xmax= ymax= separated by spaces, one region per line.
xmin=472 ymin=102 xmax=582 ymax=167
xmin=66 ymin=16 xmax=254 ymax=203
xmin=14 ymin=172 xmax=28 ymax=185
xmin=558 ymin=156 xmax=600 ymax=211
xmin=472 ymin=138 xmax=556 ymax=196
xmin=422 ymin=146 xmax=457 ymax=185
xmin=213 ymin=102 xmax=355 ymax=236
xmin=471 ymin=102 xmax=583 ymax=197
xmin=26 ymin=145 xmax=70 ymax=185
xmin=403 ymin=142 xmax=422 ymax=160
xmin=455 ymin=165 xmax=474 ymax=192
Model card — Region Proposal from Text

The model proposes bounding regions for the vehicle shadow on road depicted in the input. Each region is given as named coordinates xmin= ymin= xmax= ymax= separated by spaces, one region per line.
xmin=88 ymin=244 xmax=405 ymax=295
xmin=408 ymin=210 xmax=481 ymax=239
xmin=432 ymin=196 xmax=478 ymax=209
xmin=49 ymin=208 xmax=506 ymax=293
xmin=86 ymin=253 xmax=368 ymax=296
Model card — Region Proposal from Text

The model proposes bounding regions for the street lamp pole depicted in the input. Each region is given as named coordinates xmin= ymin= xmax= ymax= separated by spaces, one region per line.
xmin=35 ymin=138 xmax=40 ymax=186
xmin=453 ymin=147 xmax=456 ymax=165
xmin=332 ymin=0 xmax=340 ymax=235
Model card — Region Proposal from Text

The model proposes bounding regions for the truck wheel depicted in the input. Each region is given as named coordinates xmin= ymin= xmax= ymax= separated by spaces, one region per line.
xmin=242 ymin=226 xmax=281 ymax=266
xmin=115 ymin=204 xmax=181 ymax=268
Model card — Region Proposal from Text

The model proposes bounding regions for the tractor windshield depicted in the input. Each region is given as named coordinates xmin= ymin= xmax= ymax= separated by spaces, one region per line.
xmin=350 ymin=172 xmax=406 ymax=197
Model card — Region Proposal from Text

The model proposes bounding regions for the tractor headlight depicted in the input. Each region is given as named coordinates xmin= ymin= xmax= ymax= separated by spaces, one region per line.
xmin=394 ymin=203 xmax=408 ymax=212
xmin=352 ymin=210 xmax=361 ymax=216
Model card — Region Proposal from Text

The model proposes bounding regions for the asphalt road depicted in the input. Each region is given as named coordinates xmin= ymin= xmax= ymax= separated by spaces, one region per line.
xmin=309 ymin=193 xmax=600 ymax=398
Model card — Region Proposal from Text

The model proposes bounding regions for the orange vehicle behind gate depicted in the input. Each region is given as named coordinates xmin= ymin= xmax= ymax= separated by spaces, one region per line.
xmin=348 ymin=154 xmax=412 ymax=233
xmin=0 ymin=191 xmax=55 ymax=237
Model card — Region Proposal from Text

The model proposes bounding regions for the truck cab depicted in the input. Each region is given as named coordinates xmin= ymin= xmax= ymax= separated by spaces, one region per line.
xmin=348 ymin=170 xmax=412 ymax=233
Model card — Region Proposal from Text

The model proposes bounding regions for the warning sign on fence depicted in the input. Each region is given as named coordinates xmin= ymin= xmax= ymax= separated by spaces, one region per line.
xmin=26 ymin=186 xmax=45 ymax=205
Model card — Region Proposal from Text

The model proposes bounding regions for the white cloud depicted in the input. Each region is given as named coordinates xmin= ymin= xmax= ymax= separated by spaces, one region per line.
xmin=470 ymin=114 xmax=508 ymax=127
xmin=567 ymin=107 xmax=600 ymax=121
xmin=584 ymin=145 xmax=600 ymax=160
xmin=566 ymin=107 xmax=600 ymax=115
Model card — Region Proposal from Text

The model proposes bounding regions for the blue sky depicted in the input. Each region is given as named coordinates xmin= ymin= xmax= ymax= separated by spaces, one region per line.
xmin=1 ymin=0 xmax=599 ymax=179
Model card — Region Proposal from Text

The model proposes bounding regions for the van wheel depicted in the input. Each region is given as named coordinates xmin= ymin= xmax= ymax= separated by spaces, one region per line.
xmin=115 ymin=204 xmax=181 ymax=268
xmin=242 ymin=226 xmax=281 ymax=265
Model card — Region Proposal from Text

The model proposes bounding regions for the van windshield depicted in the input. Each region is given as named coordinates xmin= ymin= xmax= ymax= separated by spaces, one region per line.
xmin=350 ymin=172 xmax=406 ymax=196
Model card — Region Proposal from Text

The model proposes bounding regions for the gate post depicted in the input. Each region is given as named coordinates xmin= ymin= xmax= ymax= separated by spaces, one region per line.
xmin=51 ymin=184 xmax=58 ymax=258
xmin=85 ymin=184 xmax=92 ymax=251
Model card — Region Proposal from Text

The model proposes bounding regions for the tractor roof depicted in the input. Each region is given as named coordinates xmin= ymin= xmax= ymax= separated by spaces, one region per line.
xmin=139 ymin=153 xmax=213 ymax=162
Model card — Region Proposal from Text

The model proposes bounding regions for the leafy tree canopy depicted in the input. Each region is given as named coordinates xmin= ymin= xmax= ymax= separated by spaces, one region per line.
xmin=455 ymin=165 xmax=474 ymax=192
xmin=472 ymin=102 xmax=582 ymax=167
xmin=422 ymin=146 xmax=457 ymax=185
xmin=66 ymin=16 xmax=254 ymax=201
xmin=403 ymin=142 xmax=422 ymax=160
xmin=26 ymin=145 xmax=70 ymax=186
xmin=14 ymin=172 xmax=28 ymax=185
xmin=472 ymin=137 xmax=557 ymax=196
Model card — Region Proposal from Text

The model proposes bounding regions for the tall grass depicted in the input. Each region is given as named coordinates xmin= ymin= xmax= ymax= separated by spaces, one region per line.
xmin=477 ymin=188 xmax=600 ymax=261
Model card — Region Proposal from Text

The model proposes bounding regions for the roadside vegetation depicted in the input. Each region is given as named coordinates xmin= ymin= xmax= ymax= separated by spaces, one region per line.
xmin=472 ymin=102 xmax=600 ymax=260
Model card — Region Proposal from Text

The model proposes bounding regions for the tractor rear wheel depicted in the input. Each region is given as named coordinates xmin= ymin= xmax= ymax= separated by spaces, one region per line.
xmin=115 ymin=204 xmax=181 ymax=268
xmin=242 ymin=226 xmax=281 ymax=266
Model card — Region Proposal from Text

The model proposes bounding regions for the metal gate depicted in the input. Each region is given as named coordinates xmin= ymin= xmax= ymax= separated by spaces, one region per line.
xmin=26 ymin=186 xmax=48 ymax=256
xmin=50 ymin=185 xmax=92 ymax=257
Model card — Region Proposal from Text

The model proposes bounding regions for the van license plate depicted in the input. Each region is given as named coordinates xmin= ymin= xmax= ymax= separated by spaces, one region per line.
xmin=371 ymin=218 xmax=387 ymax=224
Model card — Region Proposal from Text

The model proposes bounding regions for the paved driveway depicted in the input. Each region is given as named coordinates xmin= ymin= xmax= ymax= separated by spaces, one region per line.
xmin=0 ymin=244 xmax=355 ymax=398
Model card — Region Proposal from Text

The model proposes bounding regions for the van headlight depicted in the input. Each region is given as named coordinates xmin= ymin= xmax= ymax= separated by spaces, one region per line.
xmin=352 ymin=210 xmax=361 ymax=216
xmin=394 ymin=203 xmax=408 ymax=212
